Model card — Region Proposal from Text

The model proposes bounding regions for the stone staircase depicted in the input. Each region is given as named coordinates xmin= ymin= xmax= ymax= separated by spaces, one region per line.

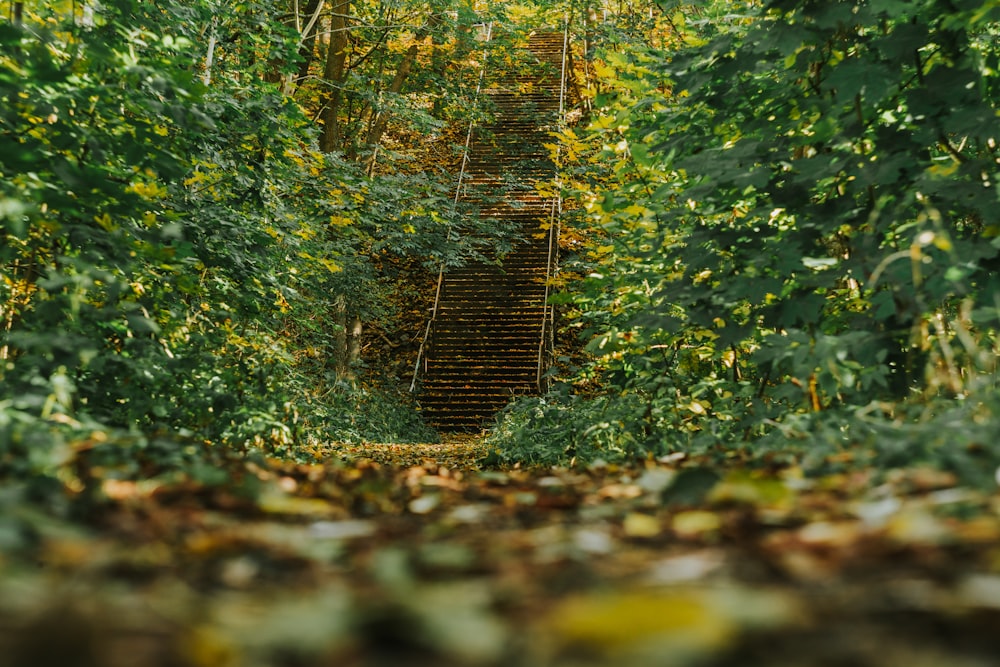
xmin=416 ymin=31 xmax=566 ymax=431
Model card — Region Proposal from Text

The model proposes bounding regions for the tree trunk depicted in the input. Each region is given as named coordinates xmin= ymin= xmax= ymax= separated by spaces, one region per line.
xmin=295 ymin=0 xmax=324 ymax=86
xmin=331 ymin=294 xmax=348 ymax=377
xmin=347 ymin=314 xmax=363 ymax=371
xmin=330 ymin=299 xmax=362 ymax=379
xmin=365 ymin=42 xmax=418 ymax=149
xmin=203 ymin=18 xmax=217 ymax=86
xmin=320 ymin=1 xmax=351 ymax=153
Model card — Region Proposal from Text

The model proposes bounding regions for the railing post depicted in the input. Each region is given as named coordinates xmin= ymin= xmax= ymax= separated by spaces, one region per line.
xmin=536 ymin=14 xmax=570 ymax=392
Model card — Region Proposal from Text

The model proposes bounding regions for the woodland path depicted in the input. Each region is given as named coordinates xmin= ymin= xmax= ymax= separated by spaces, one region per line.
xmin=334 ymin=434 xmax=491 ymax=468
xmin=4 ymin=438 xmax=1000 ymax=667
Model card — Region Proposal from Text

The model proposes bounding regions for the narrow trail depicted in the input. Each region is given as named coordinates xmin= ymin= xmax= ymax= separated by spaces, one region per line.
xmin=331 ymin=434 xmax=490 ymax=469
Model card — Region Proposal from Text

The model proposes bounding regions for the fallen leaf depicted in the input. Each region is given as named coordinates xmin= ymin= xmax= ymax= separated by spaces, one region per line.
xmin=709 ymin=471 xmax=791 ymax=507
xmin=408 ymin=494 xmax=441 ymax=515
xmin=959 ymin=574 xmax=1000 ymax=609
xmin=573 ymin=526 xmax=615 ymax=555
xmin=623 ymin=512 xmax=662 ymax=538
xmin=886 ymin=509 xmax=951 ymax=545
xmin=636 ymin=467 xmax=676 ymax=494
xmin=547 ymin=589 xmax=735 ymax=660
xmin=597 ymin=483 xmax=643 ymax=500
xmin=646 ymin=551 xmax=726 ymax=584
xmin=672 ymin=511 xmax=722 ymax=539
xmin=309 ymin=520 xmax=376 ymax=540
xmin=258 ymin=491 xmax=334 ymax=517
xmin=796 ymin=520 xmax=863 ymax=548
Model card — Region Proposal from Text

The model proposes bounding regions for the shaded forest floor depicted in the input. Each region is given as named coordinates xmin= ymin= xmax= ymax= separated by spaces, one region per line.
xmin=3 ymin=436 xmax=1000 ymax=667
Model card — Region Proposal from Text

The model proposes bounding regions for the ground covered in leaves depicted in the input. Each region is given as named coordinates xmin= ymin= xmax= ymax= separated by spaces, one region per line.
xmin=3 ymin=437 xmax=1000 ymax=667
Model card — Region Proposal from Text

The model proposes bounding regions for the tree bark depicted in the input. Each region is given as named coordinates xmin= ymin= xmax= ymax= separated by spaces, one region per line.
xmin=320 ymin=1 xmax=351 ymax=153
xmin=203 ymin=18 xmax=217 ymax=86
xmin=347 ymin=314 xmax=363 ymax=370
xmin=331 ymin=294 xmax=348 ymax=377
xmin=283 ymin=0 xmax=324 ymax=95
xmin=329 ymin=299 xmax=362 ymax=379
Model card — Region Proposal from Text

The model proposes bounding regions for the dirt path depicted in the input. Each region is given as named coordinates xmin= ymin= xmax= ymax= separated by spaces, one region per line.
xmin=329 ymin=434 xmax=491 ymax=469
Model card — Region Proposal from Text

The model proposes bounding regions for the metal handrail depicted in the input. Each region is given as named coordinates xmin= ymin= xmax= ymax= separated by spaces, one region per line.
xmin=536 ymin=15 xmax=570 ymax=392
xmin=411 ymin=21 xmax=493 ymax=393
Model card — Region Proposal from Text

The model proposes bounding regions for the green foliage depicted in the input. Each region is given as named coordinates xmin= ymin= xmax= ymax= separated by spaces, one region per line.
xmin=491 ymin=0 xmax=1000 ymax=484
xmin=1 ymin=0 xmax=519 ymax=490
xmin=488 ymin=389 xmax=653 ymax=466
xmin=1 ymin=0 xmax=315 ymax=448
xmin=645 ymin=0 xmax=1000 ymax=394
xmin=311 ymin=378 xmax=439 ymax=446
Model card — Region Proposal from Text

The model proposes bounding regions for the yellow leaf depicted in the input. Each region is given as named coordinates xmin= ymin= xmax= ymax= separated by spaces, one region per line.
xmin=592 ymin=61 xmax=616 ymax=79
xmin=686 ymin=400 xmax=708 ymax=415
xmin=258 ymin=491 xmax=335 ymax=517
xmin=95 ymin=212 xmax=116 ymax=231
xmin=927 ymin=162 xmax=960 ymax=178
xmin=128 ymin=180 xmax=167 ymax=199
xmin=672 ymin=510 xmax=721 ymax=538
xmin=692 ymin=328 xmax=718 ymax=342
xmin=623 ymin=512 xmax=662 ymax=538
xmin=709 ymin=472 xmax=791 ymax=507
xmin=183 ymin=627 xmax=239 ymax=667
xmin=693 ymin=269 xmax=713 ymax=284
xmin=299 ymin=252 xmax=341 ymax=274
xmin=548 ymin=589 xmax=734 ymax=656
xmin=933 ymin=235 xmax=953 ymax=252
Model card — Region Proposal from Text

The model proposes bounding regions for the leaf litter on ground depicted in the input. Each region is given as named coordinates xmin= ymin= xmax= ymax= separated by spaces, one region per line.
xmin=2 ymin=437 xmax=1000 ymax=666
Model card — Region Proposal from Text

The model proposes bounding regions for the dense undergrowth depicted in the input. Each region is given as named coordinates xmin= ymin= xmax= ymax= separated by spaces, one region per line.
xmin=1 ymin=0 xmax=509 ymax=489
xmin=487 ymin=0 xmax=1000 ymax=486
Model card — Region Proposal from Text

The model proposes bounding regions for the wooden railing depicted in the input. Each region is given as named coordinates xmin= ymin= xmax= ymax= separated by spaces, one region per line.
xmin=410 ymin=22 xmax=493 ymax=393
xmin=536 ymin=17 xmax=570 ymax=392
